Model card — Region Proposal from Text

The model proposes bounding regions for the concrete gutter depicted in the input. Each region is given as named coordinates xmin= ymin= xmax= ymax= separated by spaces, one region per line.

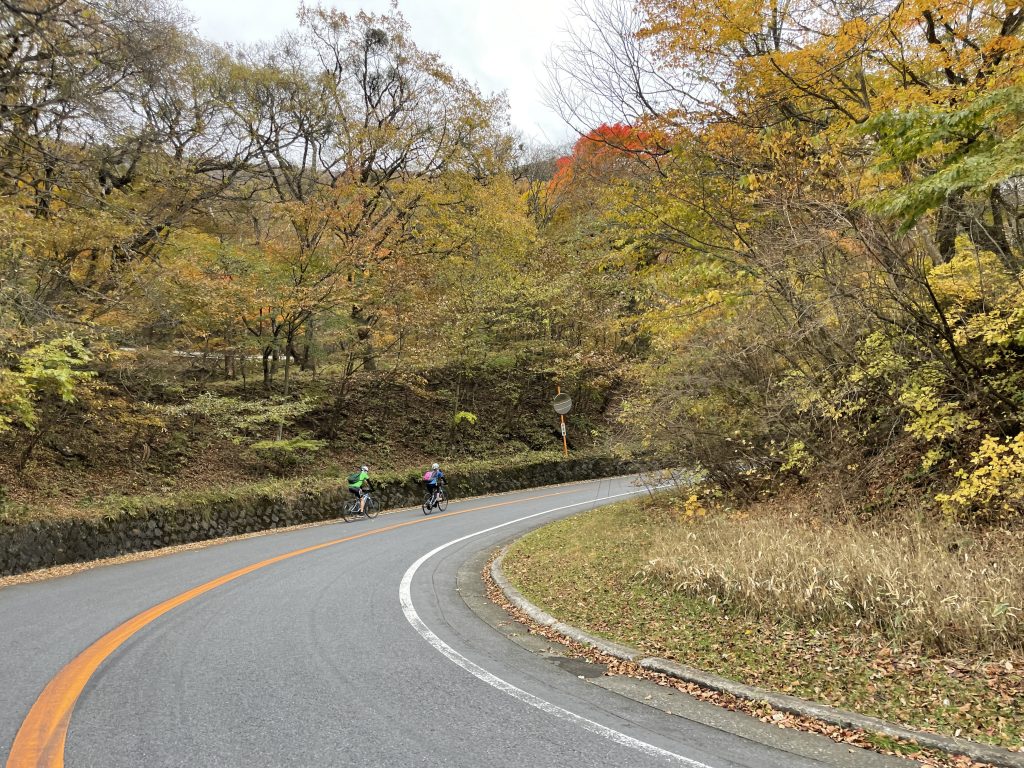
xmin=490 ymin=550 xmax=1024 ymax=768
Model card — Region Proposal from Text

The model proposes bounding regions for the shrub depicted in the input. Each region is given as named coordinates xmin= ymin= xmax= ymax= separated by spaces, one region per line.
xmin=249 ymin=437 xmax=327 ymax=471
xmin=453 ymin=410 xmax=478 ymax=427
xmin=937 ymin=433 xmax=1024 ymax=524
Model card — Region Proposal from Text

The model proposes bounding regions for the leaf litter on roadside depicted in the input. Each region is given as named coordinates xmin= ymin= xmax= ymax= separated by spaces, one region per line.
xmin=484 ymin=552 xmax=1011 ymax=768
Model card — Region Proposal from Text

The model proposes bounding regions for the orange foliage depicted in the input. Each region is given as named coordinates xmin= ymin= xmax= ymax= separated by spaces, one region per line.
xmin=550 ymin=123 xmax=656 ymax=193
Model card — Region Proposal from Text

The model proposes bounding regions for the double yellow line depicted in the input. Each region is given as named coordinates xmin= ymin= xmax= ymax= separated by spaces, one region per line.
xmin=7 ymin=487 xmax=580 ymax=767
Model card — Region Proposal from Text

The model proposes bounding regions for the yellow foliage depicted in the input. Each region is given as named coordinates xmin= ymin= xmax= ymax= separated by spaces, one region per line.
xmin=898 ymin=376 xmax=980 ymax=444
xmin=928 ymin=241 xmax=1018 ymax=310
xmin=938 ymin=434 xmax=1024 ymax=521
xmin=780 ymin=440 xmax=811 ymax=473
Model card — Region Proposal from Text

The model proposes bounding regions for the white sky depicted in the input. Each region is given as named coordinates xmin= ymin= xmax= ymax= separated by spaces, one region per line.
xmin=178 ymin=0 xmax=580 ymax=145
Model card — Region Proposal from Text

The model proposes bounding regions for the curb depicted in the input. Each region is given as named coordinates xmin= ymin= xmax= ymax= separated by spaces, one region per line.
xmin=491 ymin=550 xmax=1024 ymax=768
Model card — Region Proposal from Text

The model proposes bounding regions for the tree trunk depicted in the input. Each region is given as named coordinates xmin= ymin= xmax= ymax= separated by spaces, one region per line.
xmin=301 ymin=319 xmax=316 ymax=372
xmin=282 ymin=342 xmax=292 ymax=397
xmin=352 ymin=304 xmax=377 ymax=371
xmin=933 ymin=194 xmax=963 ymax=264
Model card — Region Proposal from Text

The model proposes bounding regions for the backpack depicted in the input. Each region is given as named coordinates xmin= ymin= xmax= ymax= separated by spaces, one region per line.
xmin=347 ymin=471 xmax=361 ymax=484
xmin=423 ymin=470 xmax=435 ymax=482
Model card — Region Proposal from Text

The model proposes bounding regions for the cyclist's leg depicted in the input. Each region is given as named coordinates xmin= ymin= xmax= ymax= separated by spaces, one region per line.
xmin=365 ymin=495 xmax=379 ymax=518
xmin=343 ymin=489 xmax=359 ymax=522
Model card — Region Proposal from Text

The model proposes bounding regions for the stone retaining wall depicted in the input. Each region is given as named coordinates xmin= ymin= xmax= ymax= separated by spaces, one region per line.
xmin=0 ymin=455 xmax=630 ymax=577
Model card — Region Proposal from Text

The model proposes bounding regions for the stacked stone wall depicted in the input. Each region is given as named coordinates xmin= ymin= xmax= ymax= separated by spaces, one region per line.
xmin=1 ymin=456 xmax=631 ymax=576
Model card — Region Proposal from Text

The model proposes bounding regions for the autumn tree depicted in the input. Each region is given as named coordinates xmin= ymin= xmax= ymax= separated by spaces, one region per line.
xmin=544 ymin=0 xmax=1024 ymax=515
xmin=209 ymin=5 xmax=517 ymax=386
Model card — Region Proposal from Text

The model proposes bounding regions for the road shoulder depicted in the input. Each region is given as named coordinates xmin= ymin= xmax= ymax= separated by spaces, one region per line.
xmin=457 ymin=540 xmax=911 ymax=768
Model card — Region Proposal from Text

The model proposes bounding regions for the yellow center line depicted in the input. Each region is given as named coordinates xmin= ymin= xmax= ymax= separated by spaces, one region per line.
xmin=6 ymin=486 xmax=582 ymax=768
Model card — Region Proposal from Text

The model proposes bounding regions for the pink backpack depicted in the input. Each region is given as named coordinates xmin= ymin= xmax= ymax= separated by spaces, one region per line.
xmin=423 ymin=470 xmax=435 ymax=482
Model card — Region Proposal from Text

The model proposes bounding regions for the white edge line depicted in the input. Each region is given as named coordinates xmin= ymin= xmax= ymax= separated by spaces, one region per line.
xmin=399 ymin=487 xmax=713 ymax=767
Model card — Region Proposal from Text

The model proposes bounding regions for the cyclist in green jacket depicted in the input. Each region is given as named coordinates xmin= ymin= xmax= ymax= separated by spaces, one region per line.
xmin=348 ymin=465 xmax=371 ymax=514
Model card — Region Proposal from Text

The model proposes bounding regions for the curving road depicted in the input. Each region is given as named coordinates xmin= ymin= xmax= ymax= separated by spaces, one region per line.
xmin=0 ymin=477 xmax=902 ymax=768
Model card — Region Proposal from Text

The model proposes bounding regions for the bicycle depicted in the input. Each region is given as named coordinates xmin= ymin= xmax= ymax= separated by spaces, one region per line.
xmin=342 ymin=491 xmax=380 ymax=522
xmin=422 ymin=485 xmax=448 ymax=515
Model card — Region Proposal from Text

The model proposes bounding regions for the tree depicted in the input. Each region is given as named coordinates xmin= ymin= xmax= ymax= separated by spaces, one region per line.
xmin=216 ymin=5 xmax=517 ymax=382
xmin=541 ymin=0 xmax=1024 ymax=513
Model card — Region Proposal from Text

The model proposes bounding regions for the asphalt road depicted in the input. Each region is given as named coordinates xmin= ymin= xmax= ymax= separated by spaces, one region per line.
xmin=0 ymin=477 xmax=898 ymax=768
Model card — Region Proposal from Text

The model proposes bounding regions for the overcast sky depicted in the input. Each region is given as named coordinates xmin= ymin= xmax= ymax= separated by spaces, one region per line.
xmin=178 ymin=0 xmax=580 ymax=145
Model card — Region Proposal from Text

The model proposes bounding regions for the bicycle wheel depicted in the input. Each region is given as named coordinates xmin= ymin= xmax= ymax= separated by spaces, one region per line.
xmin=342 ymin=499 xmax=361 ymax=523
xmin=364 ymin=495 xmax=380 ymax=519
xmin=436 ymin=488 xmax=449 ymax=512
xmin=422 ymin=492 xmax=433 ymax=515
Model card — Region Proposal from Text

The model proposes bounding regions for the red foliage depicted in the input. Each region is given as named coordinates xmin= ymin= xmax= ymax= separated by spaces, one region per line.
xmin=550 ymin=123 xmax=653 ymax=192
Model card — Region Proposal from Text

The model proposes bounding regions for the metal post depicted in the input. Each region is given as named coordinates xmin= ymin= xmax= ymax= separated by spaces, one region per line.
xmin=557 ymin=386 xmax=568 ymax=457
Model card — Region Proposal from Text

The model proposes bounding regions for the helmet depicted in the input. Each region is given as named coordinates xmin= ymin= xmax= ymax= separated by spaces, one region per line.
xmin=431 ymin=463 xmax=439 ymax=470
xmin=361 ymin=465 xmax=368 ymax=472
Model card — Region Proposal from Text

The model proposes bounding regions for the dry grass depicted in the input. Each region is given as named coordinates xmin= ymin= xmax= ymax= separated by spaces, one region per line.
xmin=503 ymin=499 xmax=1024 ymax=748
xmin=643 ymin=513 xmax=1024 ymax=655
